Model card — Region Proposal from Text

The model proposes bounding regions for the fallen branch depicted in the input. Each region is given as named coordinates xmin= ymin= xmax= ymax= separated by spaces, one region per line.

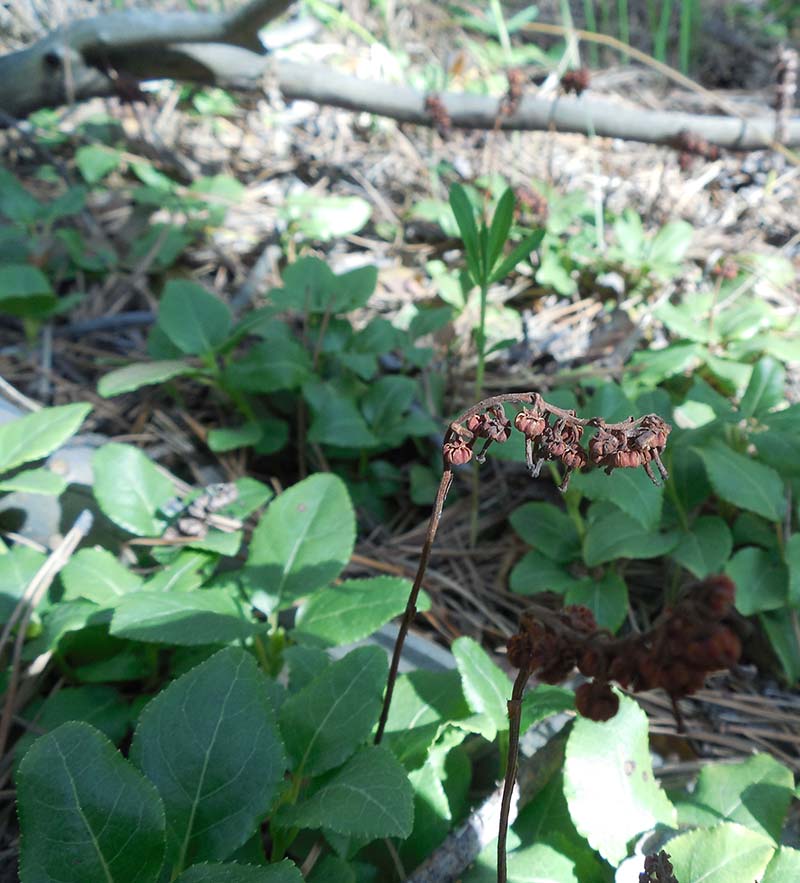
xmin=0 ymin=1 xmax=798 ymax=152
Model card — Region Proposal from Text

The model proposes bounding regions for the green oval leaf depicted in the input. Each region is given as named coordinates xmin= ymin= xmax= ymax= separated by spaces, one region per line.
xmin=158 ymin=280 xmax=232 ymax=355
xmin=18 ymin=721 xmax=165 ymax=883
xmin=689 ymin=754 xmax=794 ymax=842
xmin=452 ymin=636 xmax=511 ymax=740
xmin=667 ymin=822 xmax=775 ymax=883
xmin=582 ymin=510 xmax=678 ymax=567
xmin=564 ymin=571 xmax=628 ymax=632
xmin=111 ymin=589 xmax=263 ymax=645
xmin=175 ymin=860 xmax=303 ymax=882
xmin=564 ymin=693 xmax=676 ymax=864
xmin=509 ymin=502 xmax=581 ymax=563
xmin=695 ymin=441 xmax=785 ymax=522
xmin=725 ymin=546 xmax=787 ymax=615
xmin=509 ymin=550 xmax=580 ymax=595
xmin=61 ymin=547 xmax=143 ymax=605
xmin=98 ymin=359 xmax=197 ymax=397
xmin=0 ymin=402 xmax=90 ymax=474
xmin=247 ymin=473 xmax=355 ymax=611
xmin=739 ymin=356 xmax=785 ymax=419
xmin=671 ymin=516 xmax=733 ymax=579
xmin=571 ymin=466 xmax=663 ymax=531
xmin=281 ymin=745 xmax=413 ymax=840
xmin=294 ymin=576 xmax=416 ymax=645
xmin=278 ymin=645 xmax=387 ymax=777
xmin=0 ymin=466 xmax=67 ymax=495
xmin=223 ymin=335 xmax=311 ymax=393
xmin=131 ymin=647 xmax=287 ymax=869
xmin=92 ymin=443 xmax=175 ymax=536
xmin=763 ymin=847 xmax=800 ymax=882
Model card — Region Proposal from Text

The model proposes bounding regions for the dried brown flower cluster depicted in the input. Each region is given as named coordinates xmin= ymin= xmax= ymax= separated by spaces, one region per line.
xmin=515 ymin=184 xmax=549 ymax=223
xmin=640 ymin=851 xmax=678 ymax=883
xmin=498 ymin=67 xmax=525 ymax=118
xmin=673 ymin=129 xmax=720 ymax=170
xmin=443 ymin=393 xmax=671 ymax=491
xmin=561 ymin=67 xmax=591 ymax=95
xmin=425 ymin=93 xmax=452 ymax=138
xmin=507 ymin=576 xmax=742 ymax=722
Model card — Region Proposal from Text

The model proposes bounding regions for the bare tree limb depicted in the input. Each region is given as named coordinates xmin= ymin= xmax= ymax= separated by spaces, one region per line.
xmin=276 ymin=59 xmax=800 ymax=151
xmin=0 ymin=1 xmax=798 ymax=152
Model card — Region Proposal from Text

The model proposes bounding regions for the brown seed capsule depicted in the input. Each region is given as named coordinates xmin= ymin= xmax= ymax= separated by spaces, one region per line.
xmin=443 ymin=439 xmax=472 ymax=466
xmin=515 ymin=409 xmax=546 ymax=439
xmin=575 ymin=680 xmax=619 ymax=721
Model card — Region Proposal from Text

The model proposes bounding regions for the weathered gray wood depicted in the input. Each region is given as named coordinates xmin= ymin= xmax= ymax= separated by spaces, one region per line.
xmin=0 ymin=0 xmax=797 ymax=152
xmin=0 ymin=0 xmax=290 ymax=117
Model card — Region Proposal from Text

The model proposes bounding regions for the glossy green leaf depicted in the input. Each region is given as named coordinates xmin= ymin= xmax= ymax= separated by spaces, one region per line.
xmin=725 ymin=547 xmax=787 ymax=615
xmin=647 ymin=219 xmax=693 ymax=270
xmin=0 ymin=263 xmax=56 ymax=315
xmin=93 ymin=443 xmax=174 ymax=536
xmin=111 ymin=589 xmax=262 ymax=645
xmin=452 ymin=636 xmax=511 ymax=740
xmin=564 ymin=693 xmax=676 ymax=863
xmin=0 ymin=545 xmax=45 ymax=625
xmin=564 ymin=571 xmax=628 ymax=632
xmin=488 ymin=229 xmax=544 ymax=285
xmin=223 ymin=336 xmax=311 ymax=393
xmin=582 ymin=510 xmax=678 ymax=567
xmin=509 ymin=550 xmax=580 ymax=595
xmin=176 ymin=861 xmax=302 ymax=882
xmin=519 ymin=684 xmax=574 ymax=733
xmin=247 ymin=473 xmax=355 ymax=611
xmin=294 ymin=576 xmax=416 ymax=645
xmin=282 ymin=745 xmax=413 ymax=839
xmin=282 ymin=193 xmax=371 ymax=241
xmin=15 ymin=686 xmax=130 ymax=765
xmin=0 ymin=466 xmax=67 ymax=495
xmin=207 ymin=423 xmax=262 ymax=452
xmin=278 ymin=646 xmax=386 ymax=777
xmin=384 ymin=670 xmax=470 ymax=735
xmin=571 ymin=466 xmax=662 ymax=531
xmin=695 ymin=441 xmax=785 ymax=522
xmin=270 ymin=258 xmax=376 ymax=313
xmin=691 ymin=754 xmax=794 ymax=842
xmin=486 ymin=188 xmax=515 ymax=273
xmin=61 ymin=547 xmax=143 ymax=605
xmin=221 ymin=477 xmax=273 ymax=520
xmin=303 ymin=380 xmax=378 ymax=448
xmin=739 ymin=357 xmax=785 ymax=418
xmin=763 ymin=847 xmax=800 ymax=882
xmin=667 ymin=822 xmax=775 ymax=883
xmin=98 ymin=359 xmax=197 ymax=397
xmin=75 ymin=145 xmax=122 ymax=184
xmin=760 ymin=610 xmax=800 ymax=683
xmin=131 ymin=648 xmax=287 ymax=868
xmin=752 ymin=430 xmax=800 ymax=479
xmin=158 ymin=280 xmax=232 ymax=354
xmin=144 ymin=550 xmax=211 ymax=592
xmin=18 ymin=722 xmax=165 ymax=883
xmin=308 ymin=856 xmax=356 ymax=883
xmin=786 ymin=533 xmax=800 ymax=606
xmin=449 ymin=183 xmax=482 ymax=285
xmin=509 ymin=502 xmax=581 ymax=563
xmin=0 ymin=402 xmax=90 ymax=474
xmin=671 ymin=516 xmax=733 ymax=579
xmin=462 ymin=841 xmax=577 ymax=883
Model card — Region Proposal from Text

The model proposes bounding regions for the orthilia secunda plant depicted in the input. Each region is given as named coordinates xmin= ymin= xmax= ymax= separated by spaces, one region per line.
xmin=372 ymin=391 xmax=674 ymax=882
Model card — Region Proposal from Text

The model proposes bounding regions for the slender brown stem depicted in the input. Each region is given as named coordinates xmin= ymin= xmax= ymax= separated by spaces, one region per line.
xmin=374 ymin=469 xmax=453 ymax=744
xmin=498 ymin=665 xmax=532 ymax=883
